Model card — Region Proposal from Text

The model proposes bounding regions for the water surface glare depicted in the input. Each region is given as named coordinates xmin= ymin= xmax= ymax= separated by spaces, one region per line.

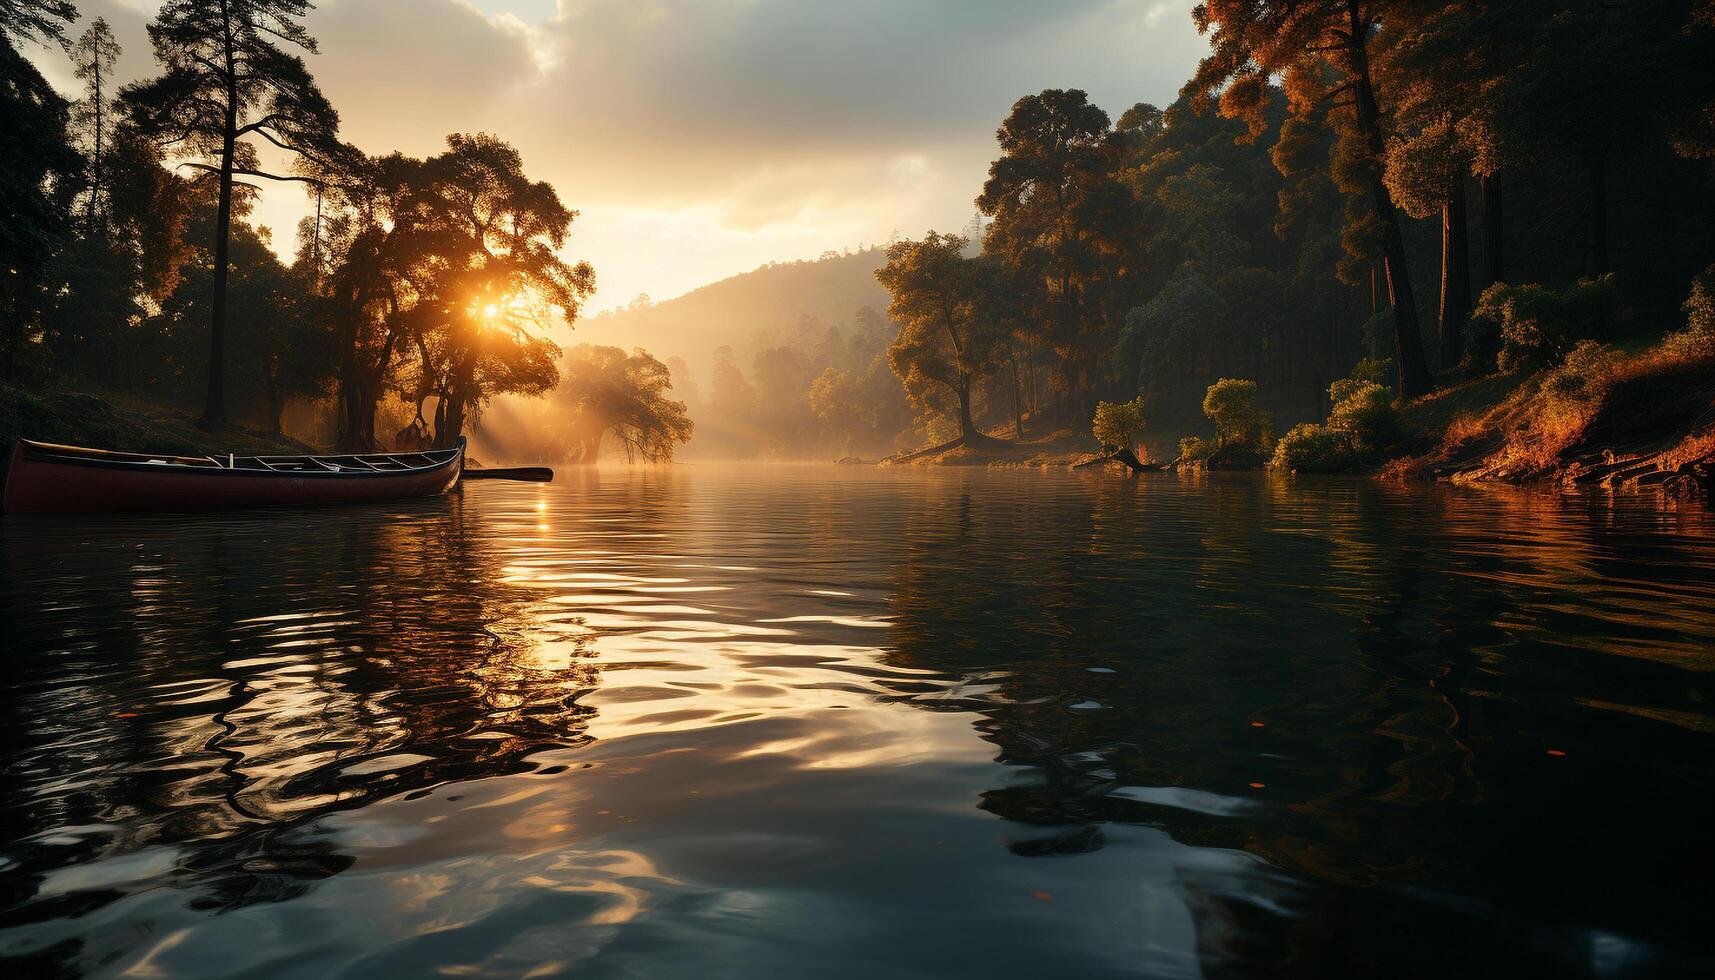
xmin=3 ymin=467 xmax=1714 ymax=977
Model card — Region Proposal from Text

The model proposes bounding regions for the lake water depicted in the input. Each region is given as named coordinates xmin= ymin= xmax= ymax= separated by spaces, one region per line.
xmin=2 ymin=467 xmax=1713 ymax=978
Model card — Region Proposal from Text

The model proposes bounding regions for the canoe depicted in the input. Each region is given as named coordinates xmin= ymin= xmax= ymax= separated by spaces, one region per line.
xmin=2 ymin=438 xmax=464 ymax=513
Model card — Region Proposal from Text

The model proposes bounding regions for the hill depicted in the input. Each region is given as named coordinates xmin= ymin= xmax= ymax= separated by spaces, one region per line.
xmin=574 ymin=248 xmax=893 ymax=384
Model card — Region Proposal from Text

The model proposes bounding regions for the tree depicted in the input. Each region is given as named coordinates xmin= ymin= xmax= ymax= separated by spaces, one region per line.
xmin=303 ymin=150 xmax=426 ymax=449
xmin=70 ymin=17 xmax=119 ymax=234
xmin=1092 ymin=396 xmax=1146 ymax=454
xmin=808 ymin=366 xmax=861 ymax=454
xmin=876 ymin=232 xmax=1006 ymax=446
xmin=393 ymin=134 xmax=596 ymax=448
xmin=976 ymin=89 xmax=1134 ymax=418
xmin=1492 ymin=2 xmax=1698 ymax=278
xmin=1189 ymin=0 xmax=1435 ymax=397
xmin=122 ymin=0 xmax=343 ymax=428
xmin=1376 ymin=2 xmax=1495 ymax=368
xmin=555 ymin=344 xmax=692 ymax=463
xmin=0 ymin=0 xmax=79 ymax=379
xmin=1202 ymin=378 xmax=1272 ymax=452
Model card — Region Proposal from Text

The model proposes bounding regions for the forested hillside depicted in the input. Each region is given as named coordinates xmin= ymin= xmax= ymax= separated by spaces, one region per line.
xmin=578 ymin=248 xmax=893 ymax=384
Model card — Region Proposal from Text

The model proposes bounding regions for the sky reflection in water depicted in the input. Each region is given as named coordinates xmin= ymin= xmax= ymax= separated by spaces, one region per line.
xmin=2 ymin=468 xmax=1713 ymax=978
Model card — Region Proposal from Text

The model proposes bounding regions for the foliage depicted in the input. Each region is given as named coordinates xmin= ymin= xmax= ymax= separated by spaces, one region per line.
xmin=877 ymin=232 xmax=1007 ymax=443
xmin=122 ymin=0 xmax=345 ymax=425
xmin=1178 ymin=436 xmax=1216 ymax=462
xmin=1469 ymin=276 xmax=1618 ymax=373
xmin=1201 ymin=378 xmax=1272 ymax=453
xmin=1663 ymin=263 xmax=1715 ymax=359
xmin=1272 ymin=423 xmax=1348 ymax=473
xmin=1271 ymin=364 xmax=1399 ymax=473
xmin=552 ymin=344 xmax=691 ymax=463
xmin=1091 ymin=396 xmax=1146 ymax=452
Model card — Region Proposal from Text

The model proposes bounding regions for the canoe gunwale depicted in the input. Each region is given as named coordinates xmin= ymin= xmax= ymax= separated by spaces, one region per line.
xmin=4 ymin=437 xmax=466 ymax=512
xmin=13 ymin=438 xmax=463 ymax=481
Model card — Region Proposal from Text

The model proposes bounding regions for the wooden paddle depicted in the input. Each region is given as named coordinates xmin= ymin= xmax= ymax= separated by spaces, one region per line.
xmin=463 ymin=466 xmax=554 ymax=482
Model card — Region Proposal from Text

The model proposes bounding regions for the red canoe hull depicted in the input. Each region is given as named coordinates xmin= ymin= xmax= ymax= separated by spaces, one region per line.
xmin=3 ymin=440 xmax=463 ymax=513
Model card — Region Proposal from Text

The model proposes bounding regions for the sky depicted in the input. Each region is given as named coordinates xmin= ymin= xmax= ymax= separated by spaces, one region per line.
xmin=29 ymin=0 xmax=1208 ymax=312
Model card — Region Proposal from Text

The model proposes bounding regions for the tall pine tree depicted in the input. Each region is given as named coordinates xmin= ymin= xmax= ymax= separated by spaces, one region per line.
xmin=122 ymin=0 xmax=340 ymax=427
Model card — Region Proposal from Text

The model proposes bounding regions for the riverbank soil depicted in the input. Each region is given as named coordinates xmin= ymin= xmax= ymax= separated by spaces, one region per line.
xmin=1386 ymin=348 xmax=1715 ymax=493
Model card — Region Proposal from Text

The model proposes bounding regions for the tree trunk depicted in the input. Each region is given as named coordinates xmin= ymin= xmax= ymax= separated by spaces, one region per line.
xmin=202 ymin=131 xmax=236 ymax=429
xmin=262 ymin=353 xmax=282 ymax=433
xmin=1480 ymin=173 xmax=1504 ymax=288
xmin=1347 ymin=8 xmax=1431 ymax=398
xmin=87 ymin=51 xmax=103 ymax=235
xmin=955 ymin=376 xmax=978 ymax=444
xmin=1009 ymin=349 xmax=1026 ymax=439
xmin=1439 ymin=172 xmax=1473 ymax=369
xmin=1588 ymin=150 xmax=1609 ymax=276
xmin=436 ymin=352 xmax=476 ymax=449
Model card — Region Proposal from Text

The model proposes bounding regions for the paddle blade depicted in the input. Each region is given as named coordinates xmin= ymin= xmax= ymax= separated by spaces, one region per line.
xmin=463 ymin=467 xmax=554 ymax=482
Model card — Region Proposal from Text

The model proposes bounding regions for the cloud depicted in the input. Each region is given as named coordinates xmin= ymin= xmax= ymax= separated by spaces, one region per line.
xmin=28 ymin=0 xmax=1208 ymax=307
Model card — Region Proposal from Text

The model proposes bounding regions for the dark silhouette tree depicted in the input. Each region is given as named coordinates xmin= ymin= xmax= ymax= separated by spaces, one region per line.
xmin=1483 ymin=0 xmax=1701 ymax=278
xmin=122 ymin=0 xmax=342 ymax=428
xmin=0 ymin=0 xmax=79 ymax=379
xmin=70 ymin=17 xmax=119 ymax=234
xmin=393 ymin=133 xmax=595 ymax=448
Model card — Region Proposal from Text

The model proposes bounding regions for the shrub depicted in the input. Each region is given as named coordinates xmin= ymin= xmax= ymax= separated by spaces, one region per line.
xmin=1327 ymin=380 xmax=1397 ymax=454
xmin=1660 ymin=263 xmax=1715 ymax=360
xmin=1178 ymin=435 xmax=1216 ymax=461
xmin=1542 ymin=340 xmax=1617 ymax=401
xmin=1201 ymin=378 xmax=1273 ymax=453
xmin=1269 ymin=363 xmax=1400 ymax=472
xmin=1687 ymin=263 xmax=1715 ymax=335
xmin=1091 ymin=396 xmax=1146 ymax=452
xmin=1329 ymin=358 xmax=1392 ymax=404
xmin=1470 ymin=275 xmax=1618 ymax=373
xmin=1271 ymin=422 xmax=1349 ymax=472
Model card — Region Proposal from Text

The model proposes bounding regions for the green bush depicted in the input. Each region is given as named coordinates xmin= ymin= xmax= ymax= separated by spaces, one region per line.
xmin=1178 ymin=435 xmax=1216 ymax=461
xmin=1329 ymin=358 xmax=1392 ymax=404
xmin=1271 ymin=422 xmax=1349 ymax=472
xmin=1091 ymin=396 xmax=1146 ymax=452
xmin=1661 ymin=263 xmax=1715 ymax=359
xmin=1542 ymin=340 xmax=1616 ymax=400
xmin=1200 ymin=378 xmax=1273 ymax=453
xmin=1269 ymin=363 xmax=1400 ymax=472
xmin=1327 ymin=380 xmax=1397 ymax=454
xmin=1470 ymin=275 xmax=1618 ymax=373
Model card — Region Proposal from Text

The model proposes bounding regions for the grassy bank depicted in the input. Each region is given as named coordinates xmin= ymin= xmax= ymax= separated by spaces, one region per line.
xmin=1385 ymin=341 xmax=1714 ymax=493
xmin=1 ymin=384 xmax=313 ymax=461
xmin=875 ymin=336 xmax=1713 ymax=496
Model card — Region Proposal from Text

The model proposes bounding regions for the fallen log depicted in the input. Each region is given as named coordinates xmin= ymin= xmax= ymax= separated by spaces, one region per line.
xmin=1074 ymin=447 xmax=1177 ymax=473
xmin=883 ymin=435 xmax=965 ymax=465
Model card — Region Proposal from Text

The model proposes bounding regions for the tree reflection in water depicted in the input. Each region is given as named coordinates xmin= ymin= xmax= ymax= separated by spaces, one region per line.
xmin=0 ymin=493 xmax=599 ymax=932
xmin=882 ymin=473 xmax=1715 ymax=977
xmin=2 ymin=470 xmax=1712 ymax=977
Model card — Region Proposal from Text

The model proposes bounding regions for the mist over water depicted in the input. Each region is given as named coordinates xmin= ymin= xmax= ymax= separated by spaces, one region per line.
xmin=3 ymin=469 xmax=1713 ymax=977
